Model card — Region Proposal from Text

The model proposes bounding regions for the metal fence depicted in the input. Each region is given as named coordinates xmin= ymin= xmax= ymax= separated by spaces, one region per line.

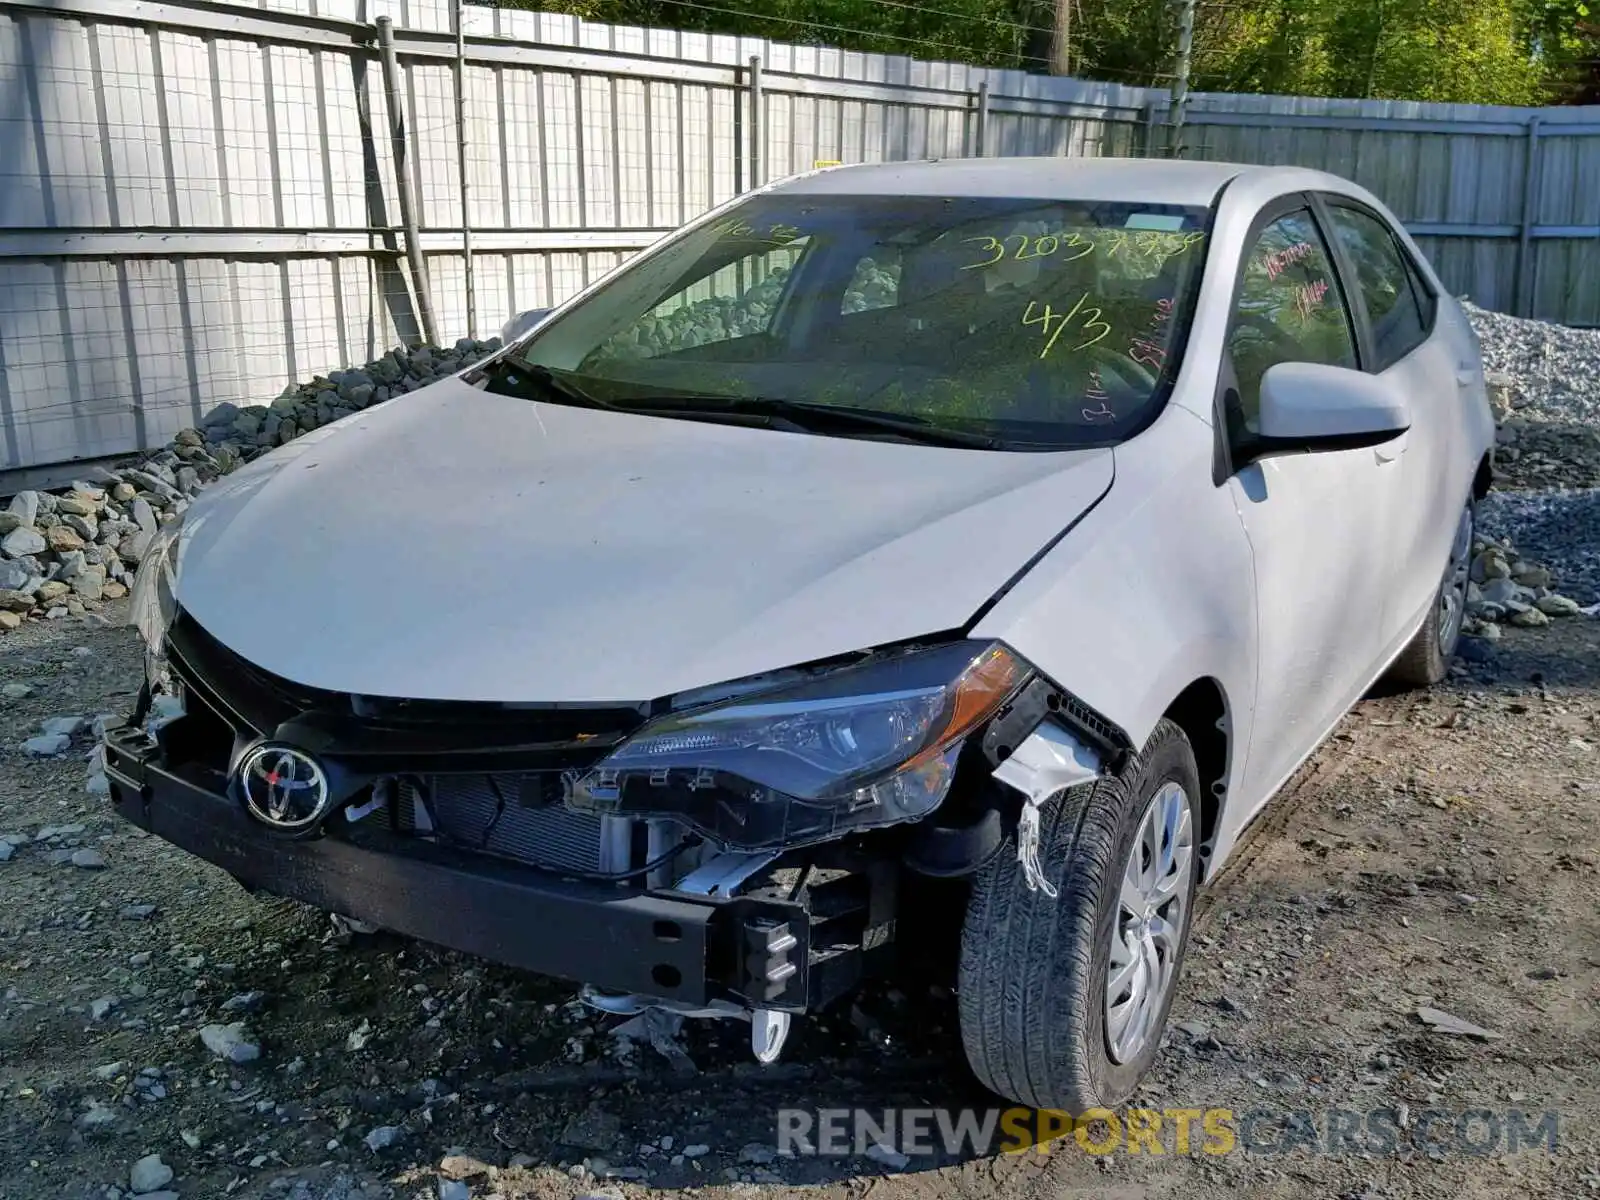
xmin=1 ymin=0 xmax=1598 ymax=478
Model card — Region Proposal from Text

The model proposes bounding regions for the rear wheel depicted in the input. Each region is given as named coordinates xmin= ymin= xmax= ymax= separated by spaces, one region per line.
xmin=1387 ymin=500 xmax=1473 ymax=688
xmin=957 ymin=719 xmax=1200 ymax=1112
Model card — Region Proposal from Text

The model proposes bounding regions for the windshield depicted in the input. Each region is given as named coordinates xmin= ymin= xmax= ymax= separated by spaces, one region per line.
xmin=509 ymin=193 xmax=1213 ymax=449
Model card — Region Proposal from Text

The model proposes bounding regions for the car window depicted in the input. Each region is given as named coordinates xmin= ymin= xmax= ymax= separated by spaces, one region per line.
xmin=522 ymin=194 xmax=1215 ymax=451
xmin=1227 ymin=209 xmax=1357 ymax=434
xmin=1324 ymin=204 xmax=1429 ymax=370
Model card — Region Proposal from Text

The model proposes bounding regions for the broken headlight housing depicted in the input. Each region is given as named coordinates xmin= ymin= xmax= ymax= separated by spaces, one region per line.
xmin=128 ymin=514 xmax=186 ymax=730
xmin=568 ymin=640 xmax=1027 ymax=850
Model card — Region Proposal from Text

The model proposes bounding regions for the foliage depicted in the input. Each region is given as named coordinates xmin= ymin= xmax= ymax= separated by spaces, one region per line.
xmin=478 ymin=0 xmax=1599 ymax=105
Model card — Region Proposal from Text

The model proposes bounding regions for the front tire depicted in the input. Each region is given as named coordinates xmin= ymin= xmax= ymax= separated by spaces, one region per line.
xmin=957 ymin=719 xmax=1201 ymax=1113
xmin=1387 ymin=500 xmax=1474 ymax=688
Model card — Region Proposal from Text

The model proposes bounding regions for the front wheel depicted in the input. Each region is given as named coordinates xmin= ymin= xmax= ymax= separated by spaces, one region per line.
xmin=1386 ymin=499 xmax=1474 ymax=688
xmin=957 ymin=719 xmax=1201 ymax=1113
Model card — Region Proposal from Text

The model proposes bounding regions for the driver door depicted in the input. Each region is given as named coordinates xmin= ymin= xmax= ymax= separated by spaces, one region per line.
xmin=1224 ymin=203 xmax=1403 ymax=815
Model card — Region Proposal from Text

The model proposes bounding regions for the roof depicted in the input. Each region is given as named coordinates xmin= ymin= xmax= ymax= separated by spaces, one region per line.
xmin=771 ymin=156 xmax=1255 ymax=207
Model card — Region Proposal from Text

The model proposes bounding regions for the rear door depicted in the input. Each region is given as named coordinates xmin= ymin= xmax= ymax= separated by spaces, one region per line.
xmin=1315 ymin=198 xmax=1462 ymax=648
xmin=1221 ymin=200 xmax=1404 ymax=814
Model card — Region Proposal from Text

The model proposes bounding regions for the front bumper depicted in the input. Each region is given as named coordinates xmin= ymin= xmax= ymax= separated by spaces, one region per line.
xmin=102 ymin=724 xmax=873 ymax=1013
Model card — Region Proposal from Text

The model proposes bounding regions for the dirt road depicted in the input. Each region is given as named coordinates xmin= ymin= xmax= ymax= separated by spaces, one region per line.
xmin=2 ymin=605 xmax=1596 ymax=1200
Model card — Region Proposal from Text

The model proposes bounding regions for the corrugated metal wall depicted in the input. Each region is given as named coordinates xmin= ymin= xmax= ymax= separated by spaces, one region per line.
xmin=0 ymin=0 xmax=1596 ymax=475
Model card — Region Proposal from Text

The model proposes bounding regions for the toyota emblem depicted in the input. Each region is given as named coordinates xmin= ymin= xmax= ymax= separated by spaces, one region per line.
xmin=237 ymin=743 xmax=332 ymax=832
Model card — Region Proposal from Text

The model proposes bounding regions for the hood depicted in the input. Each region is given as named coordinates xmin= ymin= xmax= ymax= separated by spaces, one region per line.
xmin=174 ymin=377 xmax=1113 ymax=702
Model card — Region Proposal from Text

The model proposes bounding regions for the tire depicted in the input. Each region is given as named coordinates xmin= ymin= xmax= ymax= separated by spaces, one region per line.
xmin=957 ymin=718 xmax=1201 ymax=1113
xmin=1386 ymin=499 xmax=1474 ymax=689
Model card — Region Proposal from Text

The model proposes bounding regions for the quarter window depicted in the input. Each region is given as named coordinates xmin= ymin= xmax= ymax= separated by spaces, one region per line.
xmin=1324 ymin=205 xmax=1430 ymax=370
xmin=1227 ymin=209 xmax=1357 ymax=434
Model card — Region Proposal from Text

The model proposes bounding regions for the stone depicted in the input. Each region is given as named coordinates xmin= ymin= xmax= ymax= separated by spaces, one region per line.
xmin=8 ymin=491 xmax=40 ymax=526
xmin=71 ymin=565 xmax=107 ymax=601
xmin=221 ymin=990 xmax=266 ymax=1013
xmin=1510 ymin=607 xmax=1550 ymax=628
xmin=35 ymin=580 xmax=69 ymax=604
xmin=199 ymin=1022 xmax=260 ymax=1063
xmin=46 ymin=524 xmax=86 ymax=553
xmin=865 ymin=1142 xmax=910 ymax=1170
xmin=56 ymin=550 xmax=87 ymax=580
xmin=111 ymin=482 xmax=137 ymax=502
xmin=56 ymin=495 xmax=97 ymax=517
xmin=1537 ymin=594 xmax=1581 ymax=616
xmin=71 ymin=848 xmax=107 ymax=869
xmin=438 ymin=1154 xmax=493 ymax=1180
xmin=132 ymin=499 xmax=158 ymax=535
xmin=23 ymin=733 xmax=70 ymax=756
xmin=174 ymin=428 xmax=204 ymax=448
xmin=1478 ymin=577 xmax=1521 ymax=606
xmin=1511 ymin=562 xmax=1552 ymax=588
xmin=0 ymin=560 xmax=29 ymax=591
xmin=120 ymin=529 xmax=154 ymax=565
xmin=437 ymin=1183 xmax=470 ymax=1200
xmin=63 ymin=512 xmax=98 ymax=539
xmin=129 ymin=1155 xmax=174 ymax=1195
xmin=176 ymin=466 xmax=199 ymax=494
xmin=738 ymin=1143 xmax=777 ymax=1165
xmin=0 ymin=513 xmax=22 ymax=535
xmin=561 ymin=1104 xmax=622 ymax=1152
xmin=90 ymin=996 xmax=119 ymax=1021
xmin=1470 ymin=549 xmax=1511 ymax=582
xmin=0 ymin=842 xmax=13 ymax=862
xmin=363 ymin=1124 xmax=405 ymax=1152
xmin=42 ymin=715 xmax=85 ymax=736
xmin=0 ymin=589 xmax=35 ymax=612
xmin=104 ymin=581 xmax=128 ymax=599
xmin=121 ymin=904 xmax=158 ymax=920
xmin=2 ymin=526 xmax=46 ymax=558
xmin=344 ymin=383 xmax=376 ymax=409
xmin=0 ymin=612 xmax=19 ymax=631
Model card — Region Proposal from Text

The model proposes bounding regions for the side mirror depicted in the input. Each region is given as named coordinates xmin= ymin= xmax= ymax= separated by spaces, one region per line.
xmin=500 ymin=307 xmax=552 ymax=345
xmin=1253 ymin=361 xmax=1410 ymax=457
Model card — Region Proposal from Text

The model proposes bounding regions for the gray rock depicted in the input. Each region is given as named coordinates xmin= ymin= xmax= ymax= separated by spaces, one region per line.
xmin=90 ymin=996 xmax=119 ymax=1020
xmin=56 ymin=494 xmax=96 ymax=517
xmin=199 ymin=1021 xmax=260 ymax=1063
xmin=865 ymin=1142 xmax=910 ymax=1170
xmin=1478 ymin=576 xmax=1521 ymax=606
xmin=2 ymin=526 xmax=46 ymax=558
xmin=175 ymin=466 xmax=199 ymax=494
xmin=2 ymin=683 xmax=31 ymax=699
xmin=0 ymin=560 xmax=29 ymax=590
xmin=738 ymin=1143 xmax=777 ymax=1165
xmin=120 ymin=904 xmax=158 ymax=920
xmin=0 ymin=842 xmax=13 ymax=862
xmin=71 ymin=848 xmax=107 ymax=869
xmin=561 ymin=1104 xmax=622 ymax=1152
xmin=437 ymin=1183 xmax=469 ymax=1200
xmin=42 ymin=715 xmax=85 ymax=736
xmin=23 ymin=733 xmax=70 ymax=756
xmin=344 ymin=383 xmax=376 ymax=408
xmin=131 ymin=499 xmax=157 ymax=536
xmin=1537 ymin=594 xmax=1581 ymax=616
xmin=1510 ymin=606 xmax=1550 ymax=628
xmin=203 ymin=401 xmax=241 ymax=427
xmin=119 ymin=530 xmax=154 ymax=565
xmin=8 ymin=491 xmax=40 ymax=526
xmin=129 ymin=1154 xmax=174 ymax=1194
xmin=221 ymin=990 xmax=266 ymax=1013
xmin=363 ymin=1124 xmax=406 ymax=1152
xmin=71 ymin=565 xmax=107 ymax=601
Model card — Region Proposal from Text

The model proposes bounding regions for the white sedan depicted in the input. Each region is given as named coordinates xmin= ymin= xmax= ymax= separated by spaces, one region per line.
xmin=120 ymin=156 xmax=1493 ymax=1114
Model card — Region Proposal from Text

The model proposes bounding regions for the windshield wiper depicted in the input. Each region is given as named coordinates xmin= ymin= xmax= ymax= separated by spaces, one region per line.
xmin=488 ymin=354 xmax=621 ymax=411
xmin=617 ymin=394 xmax=1005 ymax=450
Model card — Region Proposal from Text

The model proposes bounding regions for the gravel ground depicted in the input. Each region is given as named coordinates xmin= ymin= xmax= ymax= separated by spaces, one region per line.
xmin=2 ymin=602 xmax=1599 ymax=1200
xmin=1479 ymin=489 xmax=1600 ymax=607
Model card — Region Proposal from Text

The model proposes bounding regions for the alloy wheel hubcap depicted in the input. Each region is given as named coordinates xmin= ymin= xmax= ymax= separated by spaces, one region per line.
xmin=1438 ymin=505 xmax=1474 ymax=654
xmin=1105 ymin=781 xmax=1194 ymax=1065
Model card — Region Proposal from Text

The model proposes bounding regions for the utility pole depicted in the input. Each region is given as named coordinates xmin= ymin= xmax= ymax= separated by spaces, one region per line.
xmin=1166 ymin=0 xmax=1196 ymax=156
xmin=1050 ymin=0 xmax=1072 ymax=75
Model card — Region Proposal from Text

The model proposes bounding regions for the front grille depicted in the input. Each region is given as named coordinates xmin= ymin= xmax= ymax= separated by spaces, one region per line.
xmin=398 ymin=775 xmax=615 ymax=874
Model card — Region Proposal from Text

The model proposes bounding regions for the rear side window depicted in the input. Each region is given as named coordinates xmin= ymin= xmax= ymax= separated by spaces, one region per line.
xmin=1227 ymin=209 xmax=1358 ymax=434
xmin=1324 ymin=205 xmax=1430 ymax=370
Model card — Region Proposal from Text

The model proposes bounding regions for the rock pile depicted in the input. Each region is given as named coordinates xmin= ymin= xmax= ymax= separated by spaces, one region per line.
xmin=1466 ymin=302 xmax=1600 ymax=426
xmin=1461 ymin=532 xmax=1593 ymax=641
xmin=0 ymin=338 xmax=501 ymax=632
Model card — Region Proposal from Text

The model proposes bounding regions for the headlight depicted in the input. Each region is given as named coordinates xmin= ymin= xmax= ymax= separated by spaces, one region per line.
xmin=127 ymin=514 xmax=186 ymax=730
xmin=129 ymin=516 xmax=182 ymax=651
xmin=569 ymin=640 xmax=1027 ymax=850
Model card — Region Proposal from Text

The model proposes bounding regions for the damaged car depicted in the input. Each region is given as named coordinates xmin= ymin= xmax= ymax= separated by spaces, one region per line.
xmin=111 ymin=156 xmax=1493 ymax=1112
